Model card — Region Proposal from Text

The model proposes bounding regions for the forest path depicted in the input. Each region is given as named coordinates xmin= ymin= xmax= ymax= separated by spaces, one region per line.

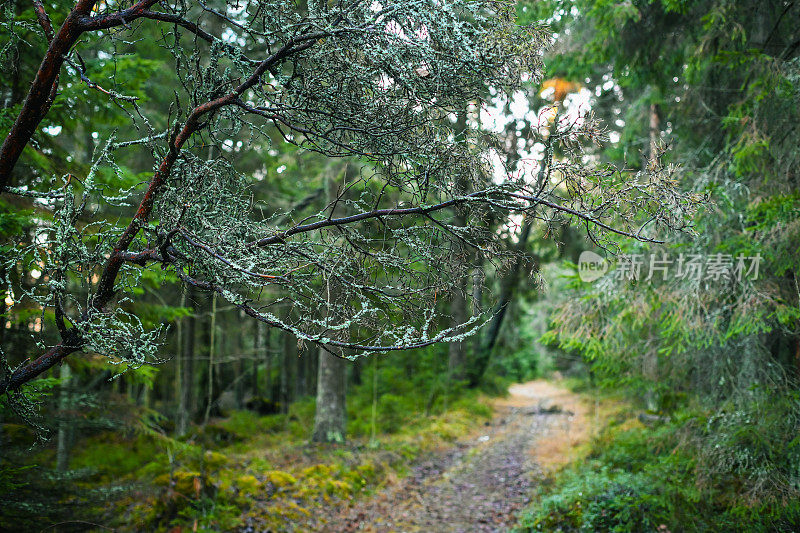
xmin=324 ymin=380 xmax=590 ymax=532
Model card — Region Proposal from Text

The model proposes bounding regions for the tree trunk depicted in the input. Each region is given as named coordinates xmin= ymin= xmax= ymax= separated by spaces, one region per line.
xmin=643 ymin=100 xmax=661 ymax=411
xmin=235 ymin=310 xmax=245 ymax=410
xmin=467 ymin=99 xmax=560 ymax=387
xmin=312 ymin=171 xmax=348 ymax=443
xmin=280 ymin=329 xmax=292 ymax=413
xmin=312 ymin=347 xmax=347 ymax=443
xmin=305 ymin=344 xmax=317 ymax=396
xmin=469 ymin=221 xmax=535 ymax=387
xmin=351 ymin=356 xmax=363 ymax=386
xmin=370 ymin=355 xmax=379 ymax=443
xmin=265 ymin=326 xmax=274 ymax=403
xmin=142 ymin=381 xmax=151 ymax=408
xmin=447 ymin=284 xmax=468 ymax=381
xmin=447 ymin=110 xmax=470 ymax=380
xmin=649 ymin=102 xmax=661 ymax=158
xmin=203 ymin=293 xmax=217 ymax=424
xmin=296 ymin=344 xmax=306 ymax=398
xmin=56 ymin=363 xmax=72 ymax=471
xmin=175 ymin=289 xmax=184 ymax=426
xmin=177 ymin=287 xmax=196 ymax=435
xmin=471 ymin=265 xmax=484 ymax=359
xmin=253 ymin=320 xmax=263 ymax=399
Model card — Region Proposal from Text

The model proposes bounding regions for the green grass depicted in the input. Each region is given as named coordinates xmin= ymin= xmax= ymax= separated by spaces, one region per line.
xmin=514 ymin=387 xmax=800 ymax=533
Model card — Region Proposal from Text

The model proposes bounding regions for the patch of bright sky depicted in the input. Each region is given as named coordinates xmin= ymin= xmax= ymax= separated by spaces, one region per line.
xmin=222 ymin=27 xmax=247 ymax=46
xmin=227 ymin=1 xmax=247 ymax=15
xmin=479 ymin=85 xmax=595 ymax=186
xmin=222 ymin=139 xmax=244 ymax=152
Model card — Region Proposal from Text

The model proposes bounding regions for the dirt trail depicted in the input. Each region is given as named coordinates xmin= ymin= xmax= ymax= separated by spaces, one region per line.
xmin=325 ymin=380 xmax=590 ymax=533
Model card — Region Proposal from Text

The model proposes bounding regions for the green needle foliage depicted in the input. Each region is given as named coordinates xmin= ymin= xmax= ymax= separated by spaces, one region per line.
xmin=521 ymin=1 xmax=800 ymax=530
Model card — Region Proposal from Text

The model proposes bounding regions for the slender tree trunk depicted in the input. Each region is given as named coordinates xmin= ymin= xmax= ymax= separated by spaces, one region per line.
xmin=296 ymin=344 xmax=306 ymax=398
xmin=235 ymin=310 xmax=245 ymax=410
xmin=178 ymin=287 xmax=196 ymax=435
xmin=467 ymin=100 xmax=561 ymax=387
xmin=201 ymin=147 xmax=219 ymax=423
xmin=469 ymin=221 xmax=535 ymax=387
xmin=204 ymin=293 xmax=217 ymax=424
xmin=370 ymin=355 xmax=379 ymax=444
xmin=312 ymin=172 xmax=348 ymax=443
xmin=447 ymin=110 xmax=470 ymax=380
xmin=142 ymin=381 xmax=151 ymax=408
xmin=351 ymin=356 xmax=363 ymax=386
xmin=471 ymin=265 xmax=483 ymax=359
xmin=649 ymin=102 xmax=661 ymax=158
xmin=253 ymin=320 xmax=263 ymax=399
xmin=447 ymin=285 xmax=468 ymax=380
xmin=127 ymin=376 xmax=135 ymax=404
xmin=280 ymin=329 xmax=291 ymax=414
xmin=643 ymin=100 xmax=661 ymax=411
xmin=56 ymin=363 xmax=72 ymax=471
xmin=175 ymin=289 xmax=184 ymax=430
xmin=312 ymin=345 xmax=347 ymax=443
xmin=305 ymin=344 xmax=316 ymax=395
xmin=265 ymin=327 xmax=274 ymax=403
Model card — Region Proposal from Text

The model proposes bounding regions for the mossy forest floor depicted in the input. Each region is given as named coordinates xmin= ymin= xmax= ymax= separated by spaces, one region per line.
xmin=17 ymin=380 xmax=597 ymax=531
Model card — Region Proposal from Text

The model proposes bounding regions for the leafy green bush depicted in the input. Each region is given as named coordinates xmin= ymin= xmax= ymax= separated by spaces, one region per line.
xmin=516 ymin=465 xmax=670 ymax=532
xmin=516 ymin=414 xmax=800 ymax=533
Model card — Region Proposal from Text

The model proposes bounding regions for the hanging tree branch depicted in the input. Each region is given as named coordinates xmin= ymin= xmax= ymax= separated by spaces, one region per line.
xmin=0 ymin=0 xmax=701 ymax=395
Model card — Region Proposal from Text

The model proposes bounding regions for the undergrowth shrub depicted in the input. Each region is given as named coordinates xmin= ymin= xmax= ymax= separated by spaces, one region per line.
xmin=516 ymin=409 xmax=800 ymax=533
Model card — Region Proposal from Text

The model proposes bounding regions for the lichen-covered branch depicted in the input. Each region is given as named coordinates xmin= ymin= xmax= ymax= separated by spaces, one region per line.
xmin=0 ymin=0 xmax=701 ymax=395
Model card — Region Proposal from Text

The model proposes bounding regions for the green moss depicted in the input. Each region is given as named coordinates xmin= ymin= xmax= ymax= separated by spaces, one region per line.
xmin=153 ymin=470 xmax=203 ymax=495
xmin=203 ymin=450 xmax=228 ymax=470
xmin=69 ymin=433 xmax=160 ymax=480
xmin=263 ymin=470 xmax=298 ymax=489
xmin=55 ymin=357 xmax=501 ymax=532
xmin=236 ymin=474 xmax=261 ymax=496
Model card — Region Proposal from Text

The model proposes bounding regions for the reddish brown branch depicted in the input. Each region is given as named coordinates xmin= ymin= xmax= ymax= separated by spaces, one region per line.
xmin=32 ymin=0 xmax=55 ymax=42
xmin=89 ymin=31 xmax=315 ymax=309
xmin=1 ymin=29 xmax=326 ymax=393
xmin=0 ymin=0 xmax=97 ymax=190
xmin=0 ymin=341 xmax=83 ymax=394
xmin=0 ymin=0 xmax=341 ymax=394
